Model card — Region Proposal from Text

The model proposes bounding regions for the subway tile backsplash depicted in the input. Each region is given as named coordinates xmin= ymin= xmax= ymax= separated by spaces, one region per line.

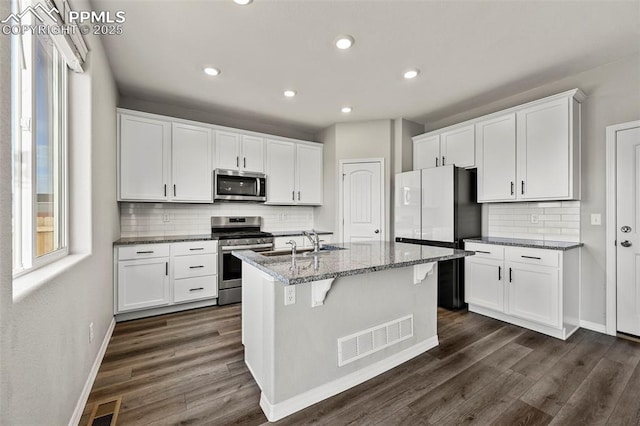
xmin=487 ymin=201 xmax=581 ymax=242
xmin=120 ymin=203 xmax=315 ymax=237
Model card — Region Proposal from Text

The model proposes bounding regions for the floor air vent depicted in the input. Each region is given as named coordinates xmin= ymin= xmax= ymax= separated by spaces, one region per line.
xmin=338 ymin=315 xmax=413 ymax=367
xmin=87 ymin=397 xmax=121 ymax=426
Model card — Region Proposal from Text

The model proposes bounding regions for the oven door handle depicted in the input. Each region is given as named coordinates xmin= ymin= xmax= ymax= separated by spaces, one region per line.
xmin=221 ymin=243 xmax=273 ymax=251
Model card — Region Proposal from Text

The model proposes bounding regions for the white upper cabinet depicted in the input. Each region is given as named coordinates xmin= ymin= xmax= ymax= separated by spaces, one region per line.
xmin=476 ymin=113 xmax=517 ymax=202
xmin=413 ymin=135 xmax=440 ymax=170
xmin=119 ymin=114 xmax=171 ymax=201
xmin=171 ymin=123 xmax=213 ymax=202
xmin=296 ymin=143 xmax=323 ymax=205
xmin=440 ymin=124 xmax=475 ymax=168
xmin=516 ymin=96 xmax=579 ymax=200
xmin=413 ymin=124 xmax=475 ymax=170
xmin=214 ymin=131 xmax=265 ymax=173
xmin=266 ymin=139 xmax=323 ymax=205
xmin=266 ymin=139 xmax=296 ymax=204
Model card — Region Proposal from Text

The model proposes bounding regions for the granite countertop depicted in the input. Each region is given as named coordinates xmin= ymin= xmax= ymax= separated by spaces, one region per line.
xmin=233 ymin=241 xmax=474 ymax=285
xmin=271 ymin=230 xmax=333 ymax=237
xmin=464 ymin=237 xmax=583 ymax=251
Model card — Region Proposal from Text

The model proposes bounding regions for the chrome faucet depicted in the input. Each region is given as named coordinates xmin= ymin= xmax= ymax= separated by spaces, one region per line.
xmin=286 ymin=239 xmax=297 ymax=257
xmin=303 ymin=229 xmax=321 ymax=253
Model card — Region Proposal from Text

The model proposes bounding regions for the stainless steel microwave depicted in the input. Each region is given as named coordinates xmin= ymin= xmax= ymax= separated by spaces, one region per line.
xmin=214 ymin=169 xmax=267 ymax=202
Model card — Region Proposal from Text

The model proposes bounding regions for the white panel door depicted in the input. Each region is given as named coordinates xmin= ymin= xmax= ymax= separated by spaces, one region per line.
xmin=296 ymin=143 xmax=323 ymax=205
xmin=465 ymin=257 xmax=504 ymax=311
xmin=413 ymin=135 xmax=441 ymax=170
xmin=171 ymin=123 xmax=213 ymax=202
xmin=441 ymin=124 xmax=475 ymax=168
xmin=517 ymin=97 xmax=570 ymax=199
xmin=616 ymin=125 xmax=640 ymax=336
xmin=241 ymin=135 xmax=265 ymax=173
xmin=117 ymin=258 xmax=170 ymax=312
xmin=119 ymin=114 xmax=170 ymax=201
xmin=476 ymin=113 xmax=517 ymax=202
xmin=265 ymin=139 xmax=296 ymax=204
xmin=506 ymin=263 xmax=560 ymax=327
xmin=343 ymin=162 xmax=383 ymax=243
xmin=215 ymin=130 xmax=241 ymax=170
xmin=421 ymin=165 xmax=454 ymax=242
xmin=394 ymin=170 xmax=421 ymax=239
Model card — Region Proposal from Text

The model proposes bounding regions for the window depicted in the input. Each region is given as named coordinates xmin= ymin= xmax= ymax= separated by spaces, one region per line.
xmin=11 ymin=0 xmax=68 ymax=276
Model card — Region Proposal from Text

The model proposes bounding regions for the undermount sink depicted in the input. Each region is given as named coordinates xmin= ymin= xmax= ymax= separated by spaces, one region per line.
xmin=261 ymin=245 xmax=345 ymax=257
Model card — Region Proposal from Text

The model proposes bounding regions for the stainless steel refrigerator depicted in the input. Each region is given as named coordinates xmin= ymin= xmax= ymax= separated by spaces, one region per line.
xmin=395 ymin=165 xmax=481 ymax=309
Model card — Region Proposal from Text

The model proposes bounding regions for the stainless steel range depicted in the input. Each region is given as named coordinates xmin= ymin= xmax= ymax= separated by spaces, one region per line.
xmin=212 ymin=216 xmax=274 ymax=305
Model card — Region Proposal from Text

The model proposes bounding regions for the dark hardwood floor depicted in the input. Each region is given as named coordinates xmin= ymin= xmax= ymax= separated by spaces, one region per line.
xmin=80 ymin=305 xmax=640 ymax=425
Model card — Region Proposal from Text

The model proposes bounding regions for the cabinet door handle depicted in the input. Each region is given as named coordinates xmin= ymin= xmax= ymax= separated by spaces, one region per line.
xmin=521 ymin=180 xmax=525 ymax=195
xmin=442 ymin=156 xmax=445 ymax=166
xmin=510 ymin=181 xmax=514 ymax=196
xmin=165 ymin=262 xmax=168 ymax=276
xmin=236 ymin=156 xmax=239 ymax=167
xmin=173 ymin=184 xmax=176 ymax=197
xmin=189 ymin=265 xmax=205 ymax=269
xmin=189 ymin=287 xmax=204 ymax=292
xmin=509 ymin=267 xmax=512 ymax=283
xmin=521 ymin=255 xmax=541 ymax=260
xmin=189 ymin=248 xmax=204 ymax=251
xmin=298 ymin=191 xmax=300 ymax=201
xmin=498 ymin=266 xmax=502 ymax=281
xmin=475 ymin=250 xmax=491 ymax=254
xmin=244 ymin=157 xmax=246 ymax=168
xmin=164 ymin=184 xmax=167 ymax=197
xmin=292 ymin=190 xmax=295 ymax=201
xmin=436 ymin=157 xmax=439 ymax=167
xmin=136 ymin=250 xmax=154 ymax=254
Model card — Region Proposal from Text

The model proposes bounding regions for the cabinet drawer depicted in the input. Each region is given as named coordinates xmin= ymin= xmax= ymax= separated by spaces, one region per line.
xmin=505 ymin=246 xmax=559 ymax=268
xmin=465 ymin=243 xmax=504 ymax=260
xmin=118 ymin=244 xmax=170 ymax=260
xmin=174 ymin=276 xmax=217 ymax=303
xmin=172 ymin=240 xmax=217 ymax=256
xmin=173 ymin=254 xmax=217 ymax=279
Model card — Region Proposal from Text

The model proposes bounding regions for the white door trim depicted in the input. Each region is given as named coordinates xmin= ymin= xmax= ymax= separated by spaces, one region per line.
xmin=339 ymin=158 xmax=385 ymax=243
xmin=605 ymin=120 xmax=640 ymax=336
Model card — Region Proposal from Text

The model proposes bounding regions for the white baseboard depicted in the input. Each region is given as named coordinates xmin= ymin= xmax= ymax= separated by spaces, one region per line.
xmin=580 ymin=320 xmax=607 ymax=334
xmin=69 ymin=317 xmax=116 ymax=426
xmin=259 ymin=335 xmax=439 ymax=422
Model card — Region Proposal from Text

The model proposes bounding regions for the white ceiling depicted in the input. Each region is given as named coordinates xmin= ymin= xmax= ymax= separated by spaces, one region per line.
xmin=91 ymin=0 xmax=640 ymax=134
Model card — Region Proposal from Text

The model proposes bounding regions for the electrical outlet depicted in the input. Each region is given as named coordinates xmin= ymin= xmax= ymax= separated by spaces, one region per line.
xmin=89 ymin=322 xmax=94 ymax=344
xmin=284 ymin=286 xmax=296 ymax=305
xmin=591 ymin=213 xmax=601 ymax=226
xmin=530 ymin=214 xmax=539 ymax=224
xmin=163 ymin=214 xmax=170 ymax=223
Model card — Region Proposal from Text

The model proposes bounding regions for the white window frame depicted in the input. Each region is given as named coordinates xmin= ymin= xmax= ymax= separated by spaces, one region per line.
xmin=12 ymin=0 xmax=69 ymax=278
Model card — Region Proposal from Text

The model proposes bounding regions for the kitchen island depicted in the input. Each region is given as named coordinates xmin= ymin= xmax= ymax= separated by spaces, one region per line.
xmin=233 ymin=241 xmax=474 ymax=421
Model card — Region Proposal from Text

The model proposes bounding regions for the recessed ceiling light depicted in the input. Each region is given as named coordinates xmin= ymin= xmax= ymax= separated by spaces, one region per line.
xmin=341 ymin=106 xmax=352 ymax=113
xmin=233 ymin=0 xmax=253 ymax=5
xmin=404 ymin=69 xmax=420 ymax=79
xmin=335 ymin=35 xmax=355 ymax=50
xmin=203 ymin=67 xmax=220 ymax=76
xmin=284 ymin=90 xmax=296 ymax=98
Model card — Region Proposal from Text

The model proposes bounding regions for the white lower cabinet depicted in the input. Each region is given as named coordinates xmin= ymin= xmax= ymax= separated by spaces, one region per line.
xmin=115 ymin=241 xmax=218 ymax=317
xmin=465 ymin=242 xmax=579 ymax=340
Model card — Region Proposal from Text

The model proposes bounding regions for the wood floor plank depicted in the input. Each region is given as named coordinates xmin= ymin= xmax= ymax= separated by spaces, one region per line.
xmin=491 ymin=399 xmax=553 ymax=426
xmin=81 ymin=305 xmax=640 ymax=426
xmin=607 ymin=360 xmax=640 ymax=425
xmin=549 ymin=358 xmax=634 ymax=425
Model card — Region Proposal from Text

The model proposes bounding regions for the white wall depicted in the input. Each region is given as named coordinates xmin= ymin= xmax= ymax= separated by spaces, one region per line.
xmin=424 ymin=54 xmax=640 ymax=326
xmin=0 ymin=2 xmax=120 ymax=422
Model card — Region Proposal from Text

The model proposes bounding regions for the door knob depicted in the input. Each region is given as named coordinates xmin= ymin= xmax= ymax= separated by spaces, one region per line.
xmin=621 ymin=240 xmax=632 ymax=248
xmin=621 ymin=226 xmax=632 ymax=233
xmin=374 ymin=229 xmax=380 ymax=234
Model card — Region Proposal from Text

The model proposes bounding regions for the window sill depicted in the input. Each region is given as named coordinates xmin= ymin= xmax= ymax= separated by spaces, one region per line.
xmin=13 ymin=253 xmax=91 ymax=303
